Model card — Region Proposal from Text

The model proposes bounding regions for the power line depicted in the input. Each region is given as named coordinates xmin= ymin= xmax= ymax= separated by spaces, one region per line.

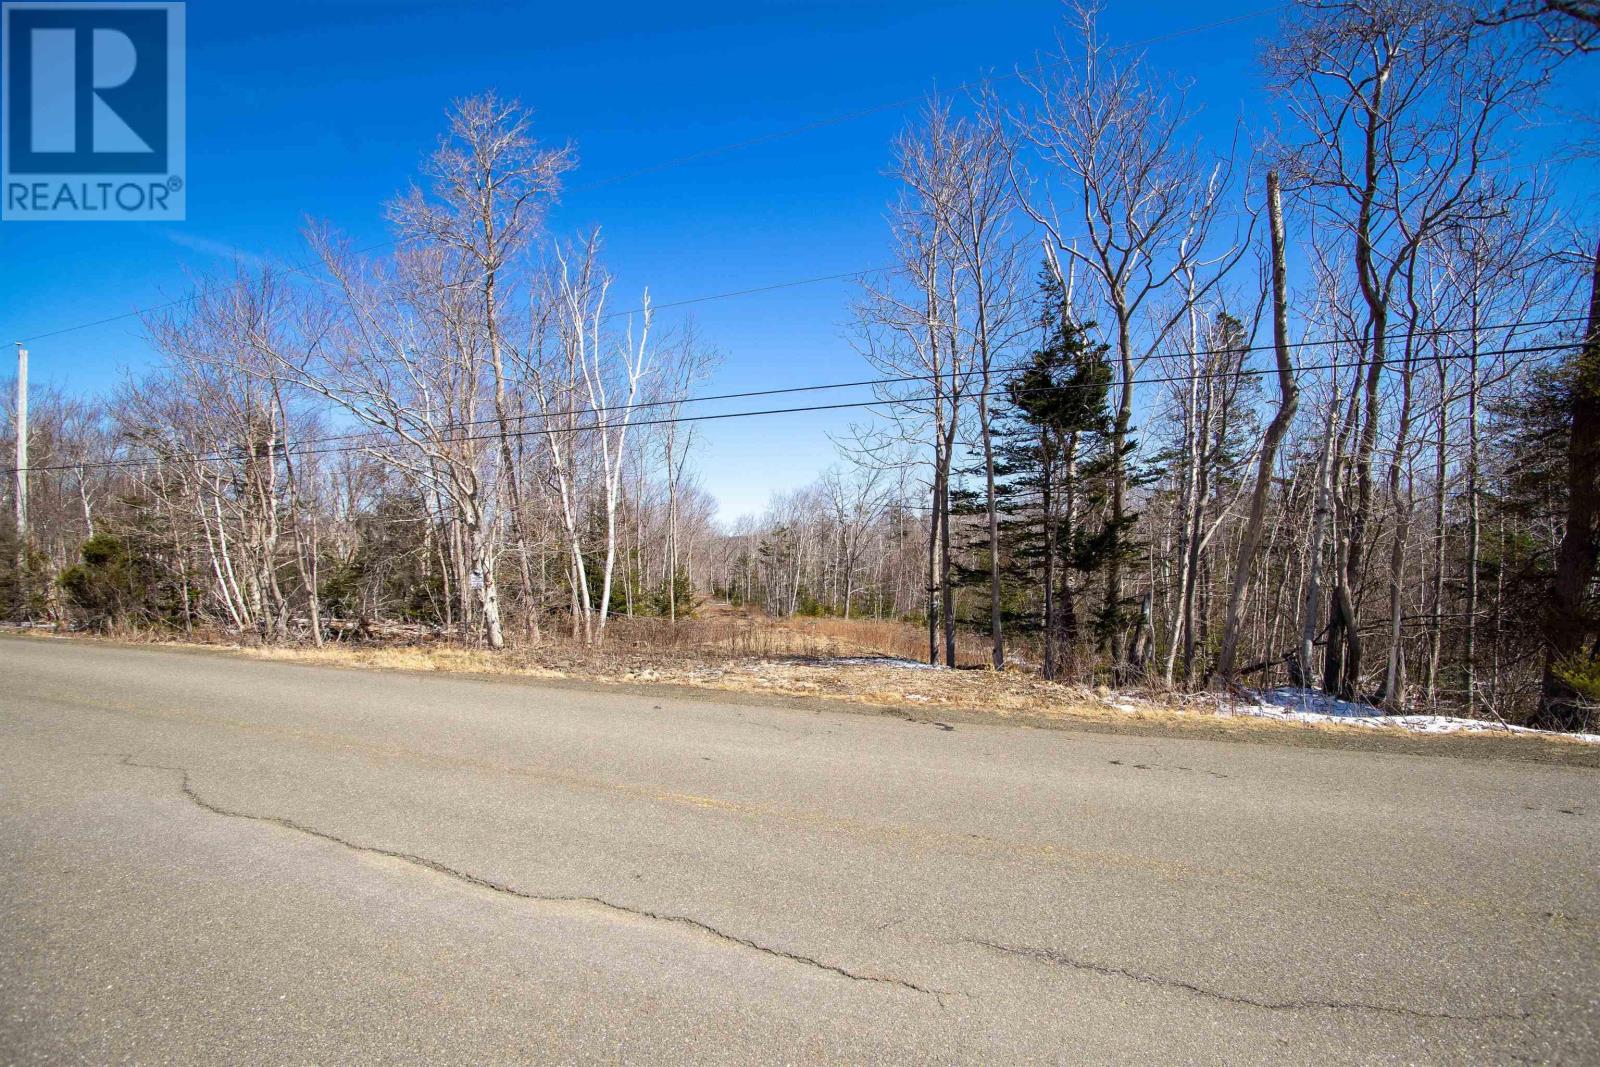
xmin=5 ymin=337 xmax=1579 ymax=478
xmin=25 ymin=309 xmax=1588 ymax=470
xmin=5 ymin=314 xmax=1580 ymax=472
xmin=12 ymin=7 xmax=1283 ymax=345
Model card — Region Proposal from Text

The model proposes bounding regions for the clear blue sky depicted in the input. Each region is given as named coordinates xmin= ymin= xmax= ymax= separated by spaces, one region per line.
xmin=2 ymin=0 xmax=1594 ymax=519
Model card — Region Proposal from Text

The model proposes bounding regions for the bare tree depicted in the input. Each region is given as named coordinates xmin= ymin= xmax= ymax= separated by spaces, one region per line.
xmin=1216 ymin=172 xmax=1301 ymax=684
xmin=1478 ymin=0 xmax=1600 ymax=51
xmin=290 ymin=233 xmax=508 ymax=648
xmin=853 ymin=102 xmax=981 ymax=666
xmin=1015 ymin=1 xmax=1249 ymax=677
xmin=1270 ymin=0 xmax=1543 ymax=698
xmin=943 ymin=97 xmax=1026 ymax=668
xmin=391 ymin=94 xmax=573 ymax=641
xmin=655 ymin=324 xmax=719 ymax=622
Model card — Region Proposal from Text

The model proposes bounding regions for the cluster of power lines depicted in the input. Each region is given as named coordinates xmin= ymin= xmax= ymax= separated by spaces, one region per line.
xmin=4 ymin=318 xmax=1584 ymax=481
xmin=4 ymin=3 xmax=1588 ymax=515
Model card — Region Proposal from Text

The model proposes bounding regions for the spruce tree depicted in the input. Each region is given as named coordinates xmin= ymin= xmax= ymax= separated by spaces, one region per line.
xmin=991 ymin=268 xmax=1117 ymax=679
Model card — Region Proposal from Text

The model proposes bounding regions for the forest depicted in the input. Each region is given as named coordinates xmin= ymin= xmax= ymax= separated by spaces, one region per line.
xmin=4 ymin=0 xmax=1600 ymax=732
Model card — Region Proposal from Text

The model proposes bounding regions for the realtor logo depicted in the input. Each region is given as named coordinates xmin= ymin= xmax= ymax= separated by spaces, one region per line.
xmin=2 ymin=2 xmax=185 ymax=220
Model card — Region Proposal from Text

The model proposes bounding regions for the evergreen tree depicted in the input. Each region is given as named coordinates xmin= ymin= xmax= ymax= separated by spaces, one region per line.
xmin=991 ymin=267 xmax=1117 ymax=679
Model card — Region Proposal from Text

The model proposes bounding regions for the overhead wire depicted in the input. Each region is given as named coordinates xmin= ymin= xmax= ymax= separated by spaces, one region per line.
xmin=4 ymin=334 xmax=1582 ymax=478
xmin=8 ymin=311 xmax=1585 ymax=474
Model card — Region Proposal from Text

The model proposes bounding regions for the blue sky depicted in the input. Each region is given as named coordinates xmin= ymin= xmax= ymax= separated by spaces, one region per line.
xmin=3 ymin=0 xmax=1595 ymax=519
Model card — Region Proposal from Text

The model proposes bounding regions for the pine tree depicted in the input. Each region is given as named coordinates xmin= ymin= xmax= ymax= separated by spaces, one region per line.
xmin=991 ymin=268 xmax=1117 ymax=679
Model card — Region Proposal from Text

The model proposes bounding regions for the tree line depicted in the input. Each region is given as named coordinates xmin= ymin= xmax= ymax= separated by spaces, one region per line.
xmin=4 ymin=0 xmax=1600 ymax=731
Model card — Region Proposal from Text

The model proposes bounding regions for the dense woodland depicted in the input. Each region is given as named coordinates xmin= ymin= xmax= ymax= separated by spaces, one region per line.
xmin=5 ymin=0 xmax=1600 ymax=730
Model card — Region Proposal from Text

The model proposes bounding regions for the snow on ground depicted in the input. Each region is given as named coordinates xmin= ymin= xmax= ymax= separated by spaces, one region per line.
xmin=803 ymin=656 xmax=942 ymax=671
xmin=1235 ymin=687 xmax=1600 ymax=744
xmin=1250 ymin=687 xmax=1385 ymax=718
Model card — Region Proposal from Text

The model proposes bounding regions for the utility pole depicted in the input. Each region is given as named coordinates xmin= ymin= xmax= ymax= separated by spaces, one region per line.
xmin=14 ymin=343 xmax=25 ymax=542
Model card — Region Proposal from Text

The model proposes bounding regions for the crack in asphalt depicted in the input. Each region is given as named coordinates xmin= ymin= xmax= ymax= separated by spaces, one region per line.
xmin=964 ymin=939 xmax=1529 ymax=1024
xmin=117 ymin=756 xmax=949 ymax=1002
xmin=1107 ymin=759 xmax=1229 ymax=780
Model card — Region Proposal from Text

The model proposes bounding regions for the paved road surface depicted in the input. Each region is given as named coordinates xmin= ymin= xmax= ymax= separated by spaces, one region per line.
xmin=2 ymin=637 xmax=1597 ymax=1064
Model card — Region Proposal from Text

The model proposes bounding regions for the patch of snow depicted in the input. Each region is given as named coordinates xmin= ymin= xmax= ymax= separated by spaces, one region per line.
xmin=805 ymin=656 xmax=942 ymax=671
xmin=1251 ymin=687 xmax=1384 ymax=718
xmin=1232 ymin=687 xmax=1600 ymax=744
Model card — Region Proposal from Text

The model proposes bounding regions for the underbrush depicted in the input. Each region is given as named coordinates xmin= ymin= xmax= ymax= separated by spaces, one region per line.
xmin=597 ymin=611 xmax=997 ymax=667
xmin=46 ymin=608 xmax=986 ymax=673
xmin=12 ymin=609 xmax=1595 ymax=755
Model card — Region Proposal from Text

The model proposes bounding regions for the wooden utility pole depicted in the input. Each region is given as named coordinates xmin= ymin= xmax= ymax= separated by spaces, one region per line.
xmin=13 ymin=343 xmax=25 ymax=542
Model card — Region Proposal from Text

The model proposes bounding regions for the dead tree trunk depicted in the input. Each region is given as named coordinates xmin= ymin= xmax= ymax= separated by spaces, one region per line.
xmin=1216 ymin=171 xmax=1300 ymax=684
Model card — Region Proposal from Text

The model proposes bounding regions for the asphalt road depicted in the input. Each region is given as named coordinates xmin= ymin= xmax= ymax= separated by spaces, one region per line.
xmin=1 ymin=637 xmax=1597 ymax=1065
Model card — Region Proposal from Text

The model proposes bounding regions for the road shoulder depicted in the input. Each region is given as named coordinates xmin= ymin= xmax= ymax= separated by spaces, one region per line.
xmin=3 ymin=630 xmax=1597 ymax=769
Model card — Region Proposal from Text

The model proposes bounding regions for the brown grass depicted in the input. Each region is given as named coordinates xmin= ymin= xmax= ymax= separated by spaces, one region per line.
xmin=594 ymin=609 xmax=996 ymax=666
xmin=10 ymin=607 xmax=1597 ymax=762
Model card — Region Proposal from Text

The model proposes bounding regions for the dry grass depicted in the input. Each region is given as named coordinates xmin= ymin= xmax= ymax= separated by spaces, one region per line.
xmin=592 ymin=605 xmax=995 ymax=666
xmin=225 ymin=631 xmax=1226 ymax=734
xmin=55 ymin=609 xmax=1105 ymax=723
xmin=12 ymin=609 xmax=1597 ymax=760
xmin=237 ymin=610 xmax=990 ymax=686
